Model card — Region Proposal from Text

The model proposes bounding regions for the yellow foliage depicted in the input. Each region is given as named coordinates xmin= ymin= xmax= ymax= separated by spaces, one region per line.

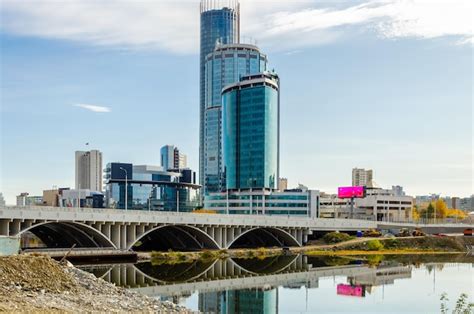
xmin=446 ymin=209 xmax=467 ymax=219
xmin=434 ymin=199 xmax=448 ymax=218
xmin=192 ymin=209 xmax=217 ymax=214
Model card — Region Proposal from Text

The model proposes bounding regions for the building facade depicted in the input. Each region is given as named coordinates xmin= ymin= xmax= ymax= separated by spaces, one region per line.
xmin=199 ymin=0 xmax=240 ymax=191
xmin=203 ymin=43 xmax=267 ymax=194
xmin=59 ymin=189 xmax=104 ymax=208
xmin=16 ymin=193 xmax=43 ymax=206
xmin=319 ymin=187 xmax=413 ymax=221
xmin=104 ymin=163 xmax=200 ymax=211
xmin=278 ymin=178 xmax=288 ymax=191
xmin=352 ymin=168 xmax=373 ymax=187
xmin=75 ymin=150 xmax=103 ymax=191
xmin=204 ymin=188 xmax=319 ymax=217
xmin=160 ymin=145 xmax=187 ymax=170
xmin=222 ymin=72 xmax=280 ymax=190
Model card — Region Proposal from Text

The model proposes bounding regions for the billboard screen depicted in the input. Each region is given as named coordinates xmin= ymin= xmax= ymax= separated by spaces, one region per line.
xmin=337 ymin=284 xmax=365 ymax=297
xmin=338 ymin=186 xmax=365 ymax=199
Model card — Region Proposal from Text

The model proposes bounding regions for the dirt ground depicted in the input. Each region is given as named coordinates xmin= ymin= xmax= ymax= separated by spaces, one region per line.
xmin=0 ymin=254 xmax=193 ymax=313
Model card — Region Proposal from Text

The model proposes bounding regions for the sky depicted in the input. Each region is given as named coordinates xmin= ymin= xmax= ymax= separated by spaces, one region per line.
xmin=0 ymin=0 xmax=472 ymax=204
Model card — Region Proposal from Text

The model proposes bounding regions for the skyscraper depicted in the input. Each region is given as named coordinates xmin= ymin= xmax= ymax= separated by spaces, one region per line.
xmin=199 ymin=0 xmax=240 ymax=192
xmin=203 ymin=43 xmax=267 ymax=193
xmin=222 ymin=72 xmax=280 ymax=190
xmin=352 ymin=168 xmax=374 ymax=187
xmin=161 ymin=145 xmax=187 ymax=170
xmin=75 ymin=150 xmax=103 ymax=191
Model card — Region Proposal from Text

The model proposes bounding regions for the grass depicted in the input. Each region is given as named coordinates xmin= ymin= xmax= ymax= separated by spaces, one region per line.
xmin=305 ymin=249 xmax=461 ymax=256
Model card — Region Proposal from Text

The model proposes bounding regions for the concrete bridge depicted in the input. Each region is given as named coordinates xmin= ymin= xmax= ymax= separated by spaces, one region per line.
xmin=0 ymin=206 xmax=471 ymax=251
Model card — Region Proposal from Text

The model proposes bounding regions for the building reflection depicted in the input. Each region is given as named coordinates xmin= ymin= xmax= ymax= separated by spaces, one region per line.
xmin=199 ymin=289 xmax=278 ymax=314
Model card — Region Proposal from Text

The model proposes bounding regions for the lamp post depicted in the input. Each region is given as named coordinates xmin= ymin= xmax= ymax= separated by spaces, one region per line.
xmin=119 ymin=167 xmax=128 ymax=211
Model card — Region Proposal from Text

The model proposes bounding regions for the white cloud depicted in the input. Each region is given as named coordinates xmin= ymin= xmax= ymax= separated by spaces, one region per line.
xmin=74 ymin=103 xmax=111 ymax=113
xmin=0 ymin=0 xmax=472 ymax=53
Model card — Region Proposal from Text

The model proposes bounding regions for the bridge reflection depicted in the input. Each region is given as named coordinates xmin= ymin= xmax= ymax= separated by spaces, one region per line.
xmin=79 ymin=255 xmax=418 ymax=313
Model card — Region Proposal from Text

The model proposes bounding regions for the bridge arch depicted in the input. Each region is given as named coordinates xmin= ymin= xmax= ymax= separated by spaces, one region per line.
xmin=130 ymin=224 xmax=221 ymax=251
xmin=19 ymin=221 xmax=116 ymax=249
xmin=227 ymin=227 xmax=301 ymax=249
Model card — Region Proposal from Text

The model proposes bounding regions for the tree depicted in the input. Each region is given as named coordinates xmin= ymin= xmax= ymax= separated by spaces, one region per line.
xmin=434 ymin=199 xmax=448 ymax=218
xmin=421 ymin=203 xmax=435 ymax=219
xmin=411 ymin=205 xmax=420 ymax=221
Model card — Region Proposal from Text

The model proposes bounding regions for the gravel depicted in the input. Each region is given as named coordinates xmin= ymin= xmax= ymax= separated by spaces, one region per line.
xmin=0 ymin=254 xmax=195 ymax=313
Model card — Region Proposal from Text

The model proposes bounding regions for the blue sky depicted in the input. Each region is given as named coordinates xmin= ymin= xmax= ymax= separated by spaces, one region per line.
xmin=1 ymin=0 xmax=472 ymax=204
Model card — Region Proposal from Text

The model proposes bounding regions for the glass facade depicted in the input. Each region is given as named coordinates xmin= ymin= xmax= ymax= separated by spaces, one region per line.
xmin=203 ymin=44 xmax=267 ymax=194
xmin=200 ymin=3 xmax=240 ymax=191
xmin=223 ymin=72 xmax=279 ymax=190
xmin=104 ymin=163 xmax=200 ymax=211
xmin=204 ymin=189 xmax=319 ymax=217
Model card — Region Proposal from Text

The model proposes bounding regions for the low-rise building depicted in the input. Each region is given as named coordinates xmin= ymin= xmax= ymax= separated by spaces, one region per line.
xmin=59 ymin=189 xmax=104 ymax=208
xmin=320 ymin=187 xmax=413 ymax=222
xmin=204 ymin=188 xmax=320 ymax=218
xmin=16 ymin=193 xmax=43 ymax=206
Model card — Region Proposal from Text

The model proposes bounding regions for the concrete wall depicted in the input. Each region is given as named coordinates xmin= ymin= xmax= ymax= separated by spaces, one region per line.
xmin=0 ymin=236 xmax=20 ymax=255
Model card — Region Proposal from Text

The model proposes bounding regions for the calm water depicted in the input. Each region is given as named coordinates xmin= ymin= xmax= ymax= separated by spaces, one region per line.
xmin=80 ymin=254 xmax=474 ymax=313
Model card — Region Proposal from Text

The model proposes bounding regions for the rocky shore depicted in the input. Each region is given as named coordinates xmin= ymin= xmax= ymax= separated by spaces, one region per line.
xmin=0 ymin=254 xmax=193 ymax=313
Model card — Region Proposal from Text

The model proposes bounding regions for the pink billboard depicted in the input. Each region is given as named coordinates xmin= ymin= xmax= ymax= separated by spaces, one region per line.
xmin=338 ymin=186 xmax=365 ymax=199
xmin=337 ymin=284 xmax=365 ymax=297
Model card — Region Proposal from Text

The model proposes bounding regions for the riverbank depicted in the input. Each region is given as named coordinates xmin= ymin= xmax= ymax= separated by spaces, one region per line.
xmin=0 ymin=254 xmax=193 ymax=313
xmin=141 ymin=235 xmax=473 ymax=264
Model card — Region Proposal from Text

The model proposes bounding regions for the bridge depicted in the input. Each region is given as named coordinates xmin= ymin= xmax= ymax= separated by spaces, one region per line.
xmin=0 ymin=206 xmax=471 ymax=252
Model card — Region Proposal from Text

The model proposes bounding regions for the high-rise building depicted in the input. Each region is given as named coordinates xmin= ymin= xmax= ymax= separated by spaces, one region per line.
xmin=199 ymin=0 xmax=240 ymax=192
xmin=160 ymin=145 xmax=187 ymax=170
xmin=222 ymin=72 xmax=280 ymax=190
xmin=0 ymin=193 xmax=5 ymax=206
xmin=203 ymin=43 xmax=267 ymax=194
xmin=278 ymin=178 xmax=288 ymax=191
xmin=352 ymin=168 xmax=373 ymax=187
xmin=75 ymin=150 xmax=103 ymax=192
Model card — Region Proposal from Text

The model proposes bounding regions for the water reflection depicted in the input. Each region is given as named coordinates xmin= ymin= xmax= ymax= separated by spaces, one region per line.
xmin=79 ymin=254 xmax=474 ymax=313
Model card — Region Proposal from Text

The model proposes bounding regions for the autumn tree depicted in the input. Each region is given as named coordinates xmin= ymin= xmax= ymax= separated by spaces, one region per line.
xmin=434 ymin=199 xmax=448 ymax=218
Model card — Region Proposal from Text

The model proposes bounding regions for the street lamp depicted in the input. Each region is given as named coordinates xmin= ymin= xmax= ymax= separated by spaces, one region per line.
xmin=119 ymin=167 xmax=128 ymax=211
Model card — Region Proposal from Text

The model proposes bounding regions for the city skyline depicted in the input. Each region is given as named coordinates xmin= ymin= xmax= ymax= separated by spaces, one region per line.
xmin=1 ymin=0 xmax=473 ymax=204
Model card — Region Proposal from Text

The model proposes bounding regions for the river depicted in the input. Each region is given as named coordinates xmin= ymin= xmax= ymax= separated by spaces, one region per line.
xmin=80 ymin=254 xmax=473 ymax=313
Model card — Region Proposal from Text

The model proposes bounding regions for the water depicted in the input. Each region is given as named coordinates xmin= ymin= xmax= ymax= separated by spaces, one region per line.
xmin=80 ymin=254 xmax=474 ymax=313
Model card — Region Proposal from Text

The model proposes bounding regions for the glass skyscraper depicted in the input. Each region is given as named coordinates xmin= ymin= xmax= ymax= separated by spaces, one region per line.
xmin=203 ymin=44 xmax=267 ymax=194
xmin=199 ymin=1 xmax=240 ymax=194
xmin=222 ymin=72 xmax=280 ymax=190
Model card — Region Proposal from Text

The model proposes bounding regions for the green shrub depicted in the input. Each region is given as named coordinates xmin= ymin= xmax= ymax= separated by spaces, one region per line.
xmin=323 ymin=232 xmax=353 ymax=244
xmin=384 ymin=238 xmax=399 ymax=249
xmin=367 ymin=239 xmax=384 ymax=251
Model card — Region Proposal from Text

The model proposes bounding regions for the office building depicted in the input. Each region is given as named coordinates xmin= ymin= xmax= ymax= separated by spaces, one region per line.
xmin=319 ymin=187 xmax=413 ymax=221
xmin=160 ymin=145 xmax=187 ymax=170
xmin=204 ymin=188 xmax=319 ymax=218
xmin=59 ymin=189 xmax=104 ymax=208
xmin=203 ymin=43 xmax=268 ymax=193
xmin=278 ymin=178 xmax=288 ymax=191
xmin=16 ymin=193 xmax=43 ymax=206
xmin=104 ymin=162 xmax=200 ymax=211
xmin=0 ymin=193 xmax=5 ymax=206
xmin=352 ymin=168 xmax=373 ymax=187
xmin=75 ymin=150 xmax=103 ymax=192
xmin=199 ymin=0 xmax=240 ymax=190
xmin=222 ymin=72 xmax=280 ymax=190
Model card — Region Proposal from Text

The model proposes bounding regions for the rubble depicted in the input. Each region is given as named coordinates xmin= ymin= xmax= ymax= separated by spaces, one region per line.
xmin=0 ymin=254 xmax=193 ymax=313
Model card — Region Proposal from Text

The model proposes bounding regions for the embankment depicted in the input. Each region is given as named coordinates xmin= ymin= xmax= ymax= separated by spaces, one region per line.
xmin=0 ymin=254 xmax=193 ymax=313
